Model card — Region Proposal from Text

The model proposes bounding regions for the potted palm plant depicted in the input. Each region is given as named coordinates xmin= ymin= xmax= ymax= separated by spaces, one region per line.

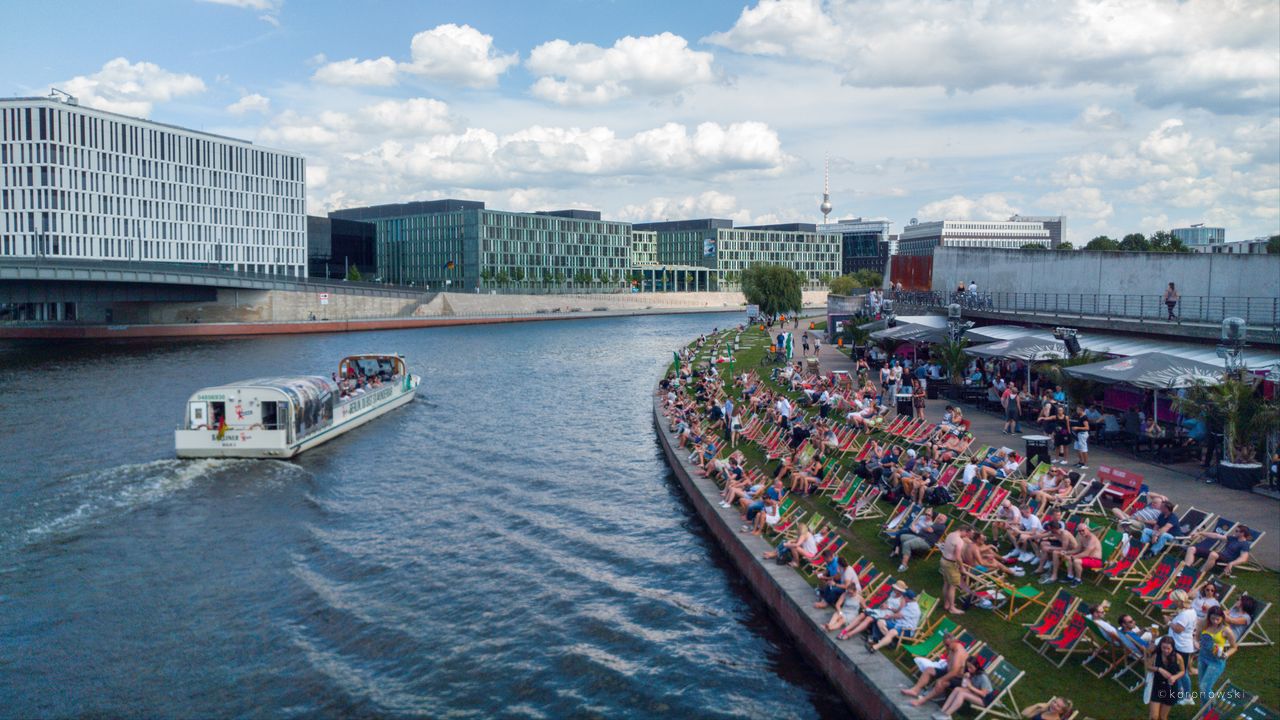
xmin=1175 ymin=375 xmax=1280 ymax=490
xmin=934 ymin=339 xmax=970 ymax=400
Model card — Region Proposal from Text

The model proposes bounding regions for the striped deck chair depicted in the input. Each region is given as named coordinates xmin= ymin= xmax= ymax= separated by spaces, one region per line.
xmin=935 ymin=464 xmax=961 ymax=491
xmin=801 ymin=536 xmax=846 ymax=577
xmin=1235 ymin=525 xmax=1267 ymax=573
xmin=1080 ymin=616 xmax=1135 ymax=680
xmin=1166 ymin=507 xmax=1216 ymax=550
xmin=879 ymin=500 xmax=921 ymax=538
xmin=894 ymin=616 xmax=958 ymax=666
xmin=1124 ymin=556 xmax=1179 ymax=611
xmin=1022 ymin=590 xmax=1078 ymax=649
xmin=841 ymin=486 xmax=883 ymax=524
xmin=970 ymin=487 xmax=1011 ymax=525
xmin=1241 ymin=705 xmax=1280 ymax=720
xmin=1099 ymin=540 xmax=1151 ymax=592
xmin=906 ymin=422 xmax=937 ymax=444
xmin=957 ymin=482 xmax=993 ymax=515
xmin=1062 ymin=479 xmax=1106 ymax=516
xmin=952 ymin=480 xmax=983 ymax=512
xmin=921 ymin=516 xmax=955 ymax=561
xmin=973 ymin=657 xmax=1025 ymax=720
xmin=1143 ymin=564 xmax=1205 ymax=617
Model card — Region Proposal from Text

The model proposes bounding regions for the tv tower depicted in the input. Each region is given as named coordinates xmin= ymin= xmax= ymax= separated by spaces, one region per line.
xmin=819 ymin=155 xmax=832 ymax=224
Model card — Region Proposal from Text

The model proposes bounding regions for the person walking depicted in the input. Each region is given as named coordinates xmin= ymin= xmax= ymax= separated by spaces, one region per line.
xmin=1163 ymin=282 xmax=1180 ymax=321
xmin=1196 ymin=606 xmax=1237 ymax=702
xmin=1001 ymin=381 xmax=1022 ymax=435
xmin=802 ymin=332 xmax=811 ymax=354
xmin=1145 ymin=636 xmax=1185 ymax=720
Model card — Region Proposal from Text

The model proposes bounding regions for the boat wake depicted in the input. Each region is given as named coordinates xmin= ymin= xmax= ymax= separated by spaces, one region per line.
xmin=1 ymin=458 xmax=305 ymax=553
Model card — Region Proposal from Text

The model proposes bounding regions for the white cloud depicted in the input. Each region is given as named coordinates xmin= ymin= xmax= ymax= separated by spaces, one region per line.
xmin=198 ymin=0 xmax=282 ymax=26
xmin=916 ymin=193 xmax=1020 ymax=221
xmin=1037 ymin=186 xmax=1113 ymax=225
xmin=527 ymin=33 xmax=716 ymax=105
xmin=616 ymin=191 xmax=746 ymax=223
xmin=310 ymin=24 xmax=516 ymax=89
xmin=226 ymin=93 xmax=270 ymax=114
xmin=257 ymin=97 xmax=458 ymax=148
xmin=313 ymin=57 xmax=398 ymax=86
xmin=61 ymin=58 xmax=206 ymax=117
xmin=704 ymin=0 xmax=841 ymax=57
xmin=706 ymin=0 xmax=1280 ymax=114
xmin=401 ymin=24 xmax=518 ymax=88
xmin=363 ymin=98 xmax=453 ymax=134
xmin=1075 ymin=104 xmax=1127 ymax=131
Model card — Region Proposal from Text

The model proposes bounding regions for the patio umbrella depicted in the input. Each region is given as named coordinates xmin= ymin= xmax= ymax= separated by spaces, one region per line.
xmin=966 ymin=336 xmax=1069 ymax=390
xmin=1062 ymin=351 xmax=1224 ymax=423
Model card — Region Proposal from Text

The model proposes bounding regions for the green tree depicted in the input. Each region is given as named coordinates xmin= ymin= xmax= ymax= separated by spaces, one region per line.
xmin=1020 ymin=242 xmax=1047 ymax=250
xmin=829 ymin=274 xmax=858 ymax=296
xmin=740 ymin=264 xmax=803 ymax=320
xmin=480 ymin=268 xmax=495 ymax=287
xmin=1269 ymin=235 xmax=1280 ymax=254
xmin=1148 ymin=230 xmax=1176 ymax=251
xmin=495 ymin=270 xmax=510 ymax=285
xmin=1175 ymin=376 xmax=1280 ymax=464
xmin=554 ymin=271 xmax=565 ymax=286
xmin=1086 ymin=236 xmax=1119 ymax=251
xmin=511 ymin=267 xmax=525 ymax=285
xmin=345 ymin=265 xmax=363 ymax=281
xmin=1119 ymin=233 xmax=1149 ymax=252
xmin=852 ymin=269 xmax=883 ymax=288
xmin=934 ymin=339 xmax=970 ymax=382
xmin=573 ymin=270 xmax=592 ymax=286
xmin=1057 ymin=241 xmax=1074 ymax=250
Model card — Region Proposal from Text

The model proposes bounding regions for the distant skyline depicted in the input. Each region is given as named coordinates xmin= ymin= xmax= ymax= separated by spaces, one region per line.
xmin=4 ymin=0 xmax=1277 ymax=243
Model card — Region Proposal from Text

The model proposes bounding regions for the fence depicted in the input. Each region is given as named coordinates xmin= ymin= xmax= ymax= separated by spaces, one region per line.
xmin=892 ymin=291 xmax=1279 ymax=330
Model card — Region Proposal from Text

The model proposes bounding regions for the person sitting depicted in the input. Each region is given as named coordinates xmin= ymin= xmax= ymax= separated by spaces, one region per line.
xmin=1031 ymin=469 xmax=1076 ymax=507
xmin=762 ymin=523 xmax=820 ymax=568
xmin=815 ymin=556 xmax=861 ymax=609
xmin=1184 ymin=524 xmax=1252 ymax=577
xmin=1042 ymin=523 xmax=1099 ymax=586
xmin=1002 ymin=504 xmax=1044 ymax=564
xmin=1190 ymin=583 xmax=1220 ymax=622
xmin=1139 ymin=501 xmax=1183 ymax=556
xmin=1034 ymin=520 xmax=1077 ymax=581
xmin=1110 ymin=491 xmax=1168 ymax=529
xmin=838 ymin=580 xmax=907 ymax=640
xmin=865 ymin=588 xmax=921 ymax=653
xmin=1021 ymin=697 xmax=1074 ymax=720
xmin=1116 ymin=613 xmax=1155 ymax=655
xmin=933 ymin=657 xmax=995 ymax=720
xmin=821 ymin=580 xmax=864 ymax=634
xmin=1225 ymin=593 xmax=1259 ymax=635
xmin=902 ymin=632 xmax=969 ymax=704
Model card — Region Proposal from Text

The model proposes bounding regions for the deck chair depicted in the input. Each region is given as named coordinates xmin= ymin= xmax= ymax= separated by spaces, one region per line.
xmin=1189 ymin=680 xmax=1256 ymax=720
xmin=1022 ymin=590 xmax=1078 ymax=650
xmin=1167 ymin=507 xmax=1215 ymax=548
xmin=1063 ymin=479 xmax=1106 ymax=516
xmin=895 ymin=616 xmax=958 ymax=667
xmin=1241 ymin=704 xmax=1280 ymax=720
xmin=1080 ymin=617 xmax=1138 ymax=682
xmin=1144 ymin=564 xmax=1204 ymax=617
xmin=1081 ymin=528 xmax=1126 ymax=584
xmin=1041 ymin=610 xmax=1092 ymax=667
xmin=1124 ymin=556 xmax=1179 ymax=610
xmin=1235 ymin=600 xmax=1275 ymax=647
xmin=1235 ymin=525 xmax=1268 ymax=573
xmin=972 ymin=657 xmax=1025 ymax=720
xmin=1100 ymin=538 xmax=1155 ymax=594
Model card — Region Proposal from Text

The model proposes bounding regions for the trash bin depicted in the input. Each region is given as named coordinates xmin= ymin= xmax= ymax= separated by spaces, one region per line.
xmin=926 ymin=382 xmax=940 ymax=400
xmin=896 ymin=392 xmax=913 ymax=416
xmin=1022 ymin=435 xmax=1051 ymax=472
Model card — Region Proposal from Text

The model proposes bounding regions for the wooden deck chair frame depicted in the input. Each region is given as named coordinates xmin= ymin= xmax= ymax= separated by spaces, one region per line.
xmin=1188 ymin=679 xmax=1256 ymax=720
xmin=1236 ymin=600 xmax=1275 ymax=647
xmin=971 ymin=657 xmax=1025 ymax=720
xmin=1021 ymin=590 xmax=1078 ymax=651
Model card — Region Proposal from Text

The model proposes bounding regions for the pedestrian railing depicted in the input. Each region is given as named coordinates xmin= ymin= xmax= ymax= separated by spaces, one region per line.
xmin=891 ymin=291 xmax=1279 ymax=330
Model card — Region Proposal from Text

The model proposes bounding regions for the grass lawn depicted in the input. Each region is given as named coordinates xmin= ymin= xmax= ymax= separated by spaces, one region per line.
xmin=676 ymin=324 xmax=1279 ymax=720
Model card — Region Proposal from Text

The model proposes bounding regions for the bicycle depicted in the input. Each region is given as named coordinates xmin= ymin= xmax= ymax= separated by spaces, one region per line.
xmin=759 ymin=347 xmax=786 ymax=365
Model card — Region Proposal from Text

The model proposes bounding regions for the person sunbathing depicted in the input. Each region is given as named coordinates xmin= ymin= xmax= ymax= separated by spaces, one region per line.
xmin=748 ymin=496 xmax=782 ymax=535
xmin=1040 ymin=523 xmax=1095 ymax=585
xmin=902 ymin=632 xmax=969 ymax=701
xmin=932 ymin=657 xmax=995 ymax=720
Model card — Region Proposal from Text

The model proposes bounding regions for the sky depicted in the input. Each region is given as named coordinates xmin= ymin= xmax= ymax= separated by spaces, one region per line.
xmin=3 ymin=0 xmax=1277 ymax=244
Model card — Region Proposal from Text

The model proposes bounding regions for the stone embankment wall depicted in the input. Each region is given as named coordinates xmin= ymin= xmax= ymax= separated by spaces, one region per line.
xmin=931 ymin=247 xmax=1280 ymax=298
xmin=653 ymin=394 xmax=930 ymax=720
xmin=414 ymin=290 xmax=829 ymax=317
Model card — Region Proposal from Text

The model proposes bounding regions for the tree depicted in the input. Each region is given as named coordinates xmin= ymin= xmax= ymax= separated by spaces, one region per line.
xmin=1269 ymin=235 xmax=1280 ymax=254
xmin=829 ymin=274 xmax=858 ymax=296
xmin=740 ymin=264 xmax=803 ymax=320
xmin=1057 ymin=241 xmax=1074 ymax=250
xmin=1020 ymin=242 xmax=1047 ymax=250
xmin=1086 ymin=236 xmax=1119 ymax=251
xmin=480 ymin=268 xmax=495 ymax=287
xmin=1119 ymin=233 xmax=1149 ymax=252
xmin=1042 ymin=351 xmax=1106 ymax=406
xmin=573 ymin=270 xmax=592 ymax=286
xmin=1148 ymin=230 xmax=1176 ymax=251
xmin=495 ymin=270 xmax=510 ymax=285
xmin=511 ymin=267 xmax=525 ymax=284
xmin=1175 ymin=376 xmax=1280 ymax=465
xmin=345 ymin=265 xmax=363 ymax=281
xmin=934 ymin=339 xmax=970 ymax=382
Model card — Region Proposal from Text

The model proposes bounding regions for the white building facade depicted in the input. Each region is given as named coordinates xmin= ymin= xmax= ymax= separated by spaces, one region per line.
xmin=0 ymin=97 xmax=306 ymax=276
xmin=898 ymin=219 xmax=1051 ymax=255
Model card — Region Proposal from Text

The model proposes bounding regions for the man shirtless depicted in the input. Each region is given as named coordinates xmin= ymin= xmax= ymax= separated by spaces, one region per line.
xmin=1034 ymin=520 xmax=1077 ymax=582
xmin=1043 ymin=524 xmax=1099 ymax=586
xmin=902 ymin=633 xmax=970 ymax=706
xmin=939 ymin=526 xmax=975 ymax=615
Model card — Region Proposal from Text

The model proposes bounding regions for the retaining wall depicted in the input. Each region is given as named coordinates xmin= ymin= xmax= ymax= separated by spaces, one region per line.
xmin=653 ymin=394 xmax=930 ymax=720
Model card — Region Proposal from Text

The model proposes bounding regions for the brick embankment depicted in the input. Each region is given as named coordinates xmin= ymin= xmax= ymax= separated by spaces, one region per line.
xmin=653 ymin=394 xmax=931 ymax=720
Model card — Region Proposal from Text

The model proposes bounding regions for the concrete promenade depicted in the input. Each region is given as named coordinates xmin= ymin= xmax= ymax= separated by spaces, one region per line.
xmin=808 ymin=342 xmax=1280 ymax=571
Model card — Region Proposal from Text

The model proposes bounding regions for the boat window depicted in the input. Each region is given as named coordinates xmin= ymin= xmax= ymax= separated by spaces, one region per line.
xmin=261 ymin=401 xmax=278 ymax=430
xmin=188 ymin=402 xmax=206 ymax=429
xmin=210 ymin=402 xmax=226 ymax=428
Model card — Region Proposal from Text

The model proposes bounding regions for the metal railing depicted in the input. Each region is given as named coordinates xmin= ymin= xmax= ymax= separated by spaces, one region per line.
xmin=892 ymin=290 xmax=1279 ymax=330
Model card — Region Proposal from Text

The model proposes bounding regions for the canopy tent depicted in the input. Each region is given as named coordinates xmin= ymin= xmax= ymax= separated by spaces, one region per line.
xmin=1060 ymin=352 xmax=1224 ymax=389
xmin=1062 ymin=351 xmax=1225 ymax=424
xmin=965 ymin=336 xmax=1069 ymax=389
xmin=961 ymin=324 xmax=1280 ymax=371
xmin=871 ymin=323 xmax=949 ymax=344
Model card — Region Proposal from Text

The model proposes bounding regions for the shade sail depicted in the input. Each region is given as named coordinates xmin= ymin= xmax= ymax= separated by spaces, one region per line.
xmin=870 ymin=323 xmax=951 ymax=344
xmin=961 ymin=324 xmax=1280 ymax=370
xmin=1061 ymin=352 xmax=1224 ymax=389
xmin=965 ymin=336 xmax=1068 ymax=362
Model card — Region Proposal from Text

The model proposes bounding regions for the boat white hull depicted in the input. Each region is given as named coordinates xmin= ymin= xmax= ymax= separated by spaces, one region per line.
xmin=175 ymin=379 xmax=418 ymax=459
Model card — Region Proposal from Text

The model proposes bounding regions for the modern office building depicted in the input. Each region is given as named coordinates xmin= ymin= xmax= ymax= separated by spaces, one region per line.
xmin=633 ymin=218 xmax=840 ymax=289
xmin=820 ymin=217 xmax=893 ymax=275
xmin=1172 ymin=225 xmax=1225 ymax=246
xmin=897 ymin=218 xmax=1052 ymax=256
xmin=306 ymin=215 xmax=376 ymax=280
xmin=1009 ymin=214 xmax=1065 ymax=248
xmin=1191 ymin=237 xmax=1268 ymax=255
xmin=330 ymin=199 xmax=631 ymax=290
xmin=629 ymin=229 xmax=658 ymax=267
xmin=0 ymin=96 xmax=307 ymax=276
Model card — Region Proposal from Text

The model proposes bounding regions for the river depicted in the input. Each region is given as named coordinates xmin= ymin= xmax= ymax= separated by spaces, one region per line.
xmin=0 ymin=314 xmax=843 ymax=719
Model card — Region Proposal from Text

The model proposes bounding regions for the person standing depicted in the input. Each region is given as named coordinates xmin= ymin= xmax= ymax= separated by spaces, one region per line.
xmin=939 ymin=526 xmax=973 ymax=615
xmin=1167 ymin=590 xmax=1198 ymax=706
xmin=1196 ymin=606 xmax=1237 ymax=701
xmin=1001 ymin=381 xmax=1022 ymax=434
xmin=912 ymin=378 xmax=926 ymax=420
xmin=802 ymin=331 xmax=811 ymax=354
xmin=1145 ymin=636 xmax=1186 ymax=720
xmin=1163 ymin=282 xmax=1180 ymax=321
xmin=1070 ymin=405 xmax=1091 ymax=469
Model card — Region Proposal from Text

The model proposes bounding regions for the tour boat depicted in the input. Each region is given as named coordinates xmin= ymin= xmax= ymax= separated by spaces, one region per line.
xmin=175 ymin=354 xmax=420 ymax=458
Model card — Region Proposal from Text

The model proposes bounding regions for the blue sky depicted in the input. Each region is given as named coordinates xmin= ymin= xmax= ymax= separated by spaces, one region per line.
xmin=3 ymin=0 xmax=1278 ymax=244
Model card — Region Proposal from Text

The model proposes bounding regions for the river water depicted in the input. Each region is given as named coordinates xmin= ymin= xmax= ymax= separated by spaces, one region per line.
xmin=0 ymin=314 xmax=843 ymax=719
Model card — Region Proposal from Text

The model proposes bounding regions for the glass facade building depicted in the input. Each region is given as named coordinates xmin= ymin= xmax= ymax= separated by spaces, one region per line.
xmin=820 ymin=217 xmax=892 ymax=275
xmin=330 ymin=200 xmax=630 ymax=290
xmin=306 ymin=215 xmax=376 ymax=280
xmin=0 ymin=97 xmax=306 ymax=276
xmin=1172 ymin=226 xmax=1225 ymax=246
xmin=634 ymin=219 xmax=840 ymax=289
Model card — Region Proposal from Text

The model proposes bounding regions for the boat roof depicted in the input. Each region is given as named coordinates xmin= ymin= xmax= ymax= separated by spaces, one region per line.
xmin=192 ymin=376 xmax=333 ymax=394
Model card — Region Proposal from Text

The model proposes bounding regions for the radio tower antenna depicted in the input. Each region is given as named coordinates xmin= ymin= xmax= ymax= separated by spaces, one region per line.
xmin=819 ymin=154 xmax=832 ymax=224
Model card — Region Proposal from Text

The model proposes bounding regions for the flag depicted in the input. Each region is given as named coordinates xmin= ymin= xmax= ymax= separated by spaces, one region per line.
xmin=445 ymin=260 xmax=455 ymax=269
xmin=784 ymin=332 xmax=794 ymax=360
xmin=672 ymin=350 xmax=681 ymax=373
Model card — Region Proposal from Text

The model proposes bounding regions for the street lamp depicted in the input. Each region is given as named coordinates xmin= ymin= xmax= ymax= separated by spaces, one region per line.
xmin=1216 ymin=317 xmax=1247 ymax=375
xmin=883 ymin=299 xmax=896 ymax=327
xmin=947 ymin=303 xmax=973 ymax=344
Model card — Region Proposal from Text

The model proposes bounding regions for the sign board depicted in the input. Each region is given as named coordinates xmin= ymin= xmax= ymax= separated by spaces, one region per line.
xmin=745 ymin=304 xmax=760 ymax=323
xmin=319 ymin=292 xmax=329 ymax=305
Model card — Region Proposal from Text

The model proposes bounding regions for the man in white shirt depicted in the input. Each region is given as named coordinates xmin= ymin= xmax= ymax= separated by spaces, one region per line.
xmin=1004 ymin=505 xmax=1044 ymax=563
xmin=868 ymin=588 xmax=922 ymax=652
xmin=775 ymin=396 xmax=793 ymax=428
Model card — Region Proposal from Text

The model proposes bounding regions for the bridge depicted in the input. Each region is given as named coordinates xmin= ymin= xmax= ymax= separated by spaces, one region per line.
xmin=891 ymin=290 xmax=1280 ymax=346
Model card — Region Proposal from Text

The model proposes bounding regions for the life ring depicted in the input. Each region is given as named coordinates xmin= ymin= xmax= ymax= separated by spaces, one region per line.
xmin=249 ymin=424 xmax=263 ymax=430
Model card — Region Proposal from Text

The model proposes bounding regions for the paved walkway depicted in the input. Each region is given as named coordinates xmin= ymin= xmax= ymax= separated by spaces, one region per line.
xmin=807 ymin=343 xmax=1279 ymax=571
